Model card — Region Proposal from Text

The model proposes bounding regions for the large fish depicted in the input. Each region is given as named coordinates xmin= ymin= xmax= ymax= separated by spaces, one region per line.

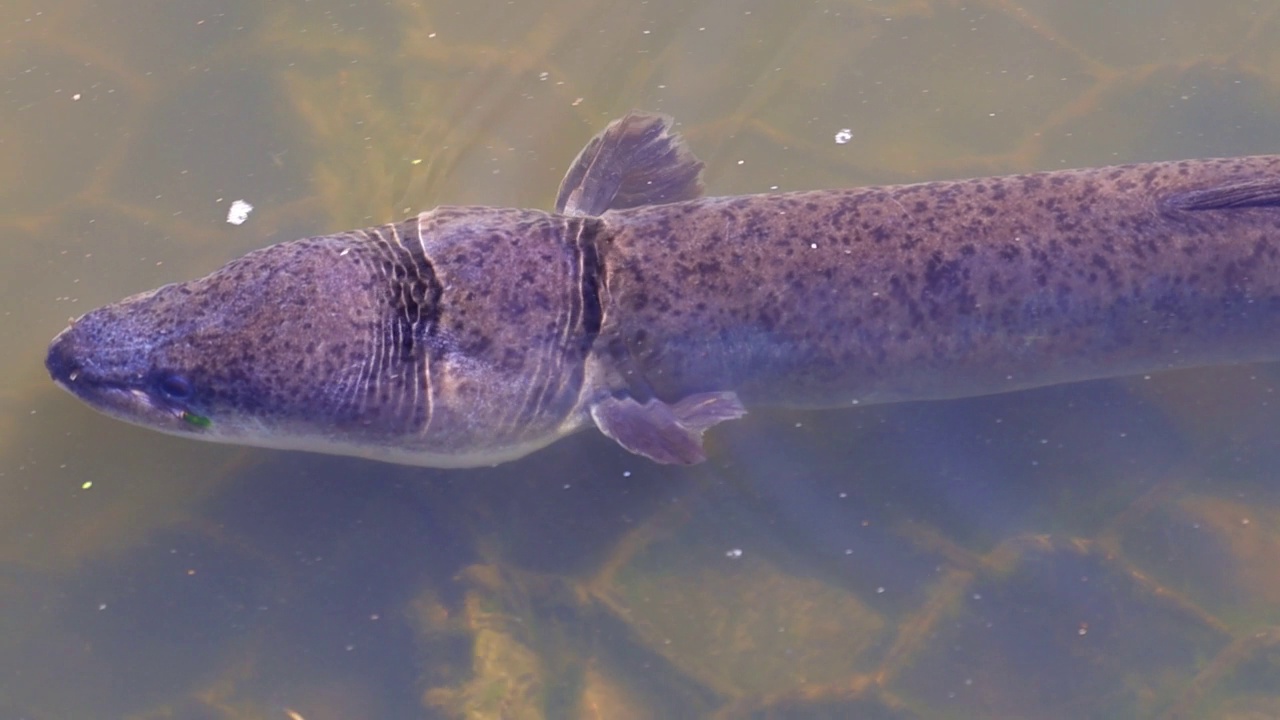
xmin=45 ymin=112 xmax=1280 ymax=466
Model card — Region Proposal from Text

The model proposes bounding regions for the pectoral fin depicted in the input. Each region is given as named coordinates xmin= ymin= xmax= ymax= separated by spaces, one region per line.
xmin=555 ymin=111 xmax=705 ymax=217
xmin=589 ymin=391 xmax=746 ymax=464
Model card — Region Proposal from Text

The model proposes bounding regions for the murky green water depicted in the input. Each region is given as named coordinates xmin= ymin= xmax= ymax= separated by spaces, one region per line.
xmin=5 ymin=0 xmax=1280 ymax=717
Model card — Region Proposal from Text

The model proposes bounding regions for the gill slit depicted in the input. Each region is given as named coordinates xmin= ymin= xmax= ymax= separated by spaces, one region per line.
xmin=412 ymin=213 xmax=436 ymax=436
xmin=507 ymin=218 xmax=578 ymax=434
xmin=388 ymin=222 xmax=419 ymax=426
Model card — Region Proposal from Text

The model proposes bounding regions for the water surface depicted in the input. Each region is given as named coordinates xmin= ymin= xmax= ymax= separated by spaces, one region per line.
xmin=5 ymin=0 xmax=1280 ymax=717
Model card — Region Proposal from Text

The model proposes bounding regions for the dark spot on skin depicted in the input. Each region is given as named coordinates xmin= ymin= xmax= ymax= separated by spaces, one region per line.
xmin=998 ymin=244 xmax=1022 ymax=262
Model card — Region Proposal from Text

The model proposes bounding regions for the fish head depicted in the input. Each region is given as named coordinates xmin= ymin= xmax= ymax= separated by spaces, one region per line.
xmin=45 ymin=236 xmax=388 ymax=448
xmin=46 ymin=208 xmax=600 ymax=467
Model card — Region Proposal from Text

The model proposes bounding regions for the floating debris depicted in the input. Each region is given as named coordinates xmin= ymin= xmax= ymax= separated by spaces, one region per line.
xmin=226 ymin=199 xmax=254 ymax=225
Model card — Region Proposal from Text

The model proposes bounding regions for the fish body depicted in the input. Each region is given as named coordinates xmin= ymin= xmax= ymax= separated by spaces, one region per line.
xmin=45 ymin=113 xmax=1280 ymax=466
xmin=599 ymin=161 xmax=1280 ymax=408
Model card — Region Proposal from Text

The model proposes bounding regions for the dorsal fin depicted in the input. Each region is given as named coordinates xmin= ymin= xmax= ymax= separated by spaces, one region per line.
xmin=555 ymin=111 xmax=705 ymax=217
xmin=1165 ymin=178 xmax=1280 ymax=211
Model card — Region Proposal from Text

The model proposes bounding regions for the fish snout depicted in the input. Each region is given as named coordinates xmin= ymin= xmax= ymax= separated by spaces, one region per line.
xmin=45 ymin=326 xmax=85 ymax=390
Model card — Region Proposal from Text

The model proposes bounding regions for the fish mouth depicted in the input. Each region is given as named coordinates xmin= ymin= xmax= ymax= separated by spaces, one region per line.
xmin=46 ymin=326 xmax=197 ymax=433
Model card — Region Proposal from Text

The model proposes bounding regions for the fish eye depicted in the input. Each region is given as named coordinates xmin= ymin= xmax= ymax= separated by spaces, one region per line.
xmin=155 ymin=372 xmax=193 ymax=400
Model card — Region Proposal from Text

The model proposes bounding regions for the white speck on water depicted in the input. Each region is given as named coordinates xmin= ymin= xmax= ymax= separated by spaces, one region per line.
xmin=226 ymin=199 xmax=253 ymax=225
xmin=810 ymin=242 xmax=818 ymax=249
xmin=725 ymin=548 xmax=743 ymax=559
xmin=834 ymin=128 xmax=853 ymax=144
xmin=622 ymin=470 xmax=632 ymax=478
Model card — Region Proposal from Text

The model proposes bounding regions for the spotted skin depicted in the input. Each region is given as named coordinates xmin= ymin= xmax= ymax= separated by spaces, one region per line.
xmin=44 ymin=113 xmax=1280 ymax=466
xmin=599 ymin=156 xmax=1280 ymax=410
xmin=47 ymin=207 xmax=604 ymax=467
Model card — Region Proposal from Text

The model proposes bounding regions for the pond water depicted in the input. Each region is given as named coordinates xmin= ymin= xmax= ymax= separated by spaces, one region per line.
xmin=5 ymin=0 xmax=1280 ymax=718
